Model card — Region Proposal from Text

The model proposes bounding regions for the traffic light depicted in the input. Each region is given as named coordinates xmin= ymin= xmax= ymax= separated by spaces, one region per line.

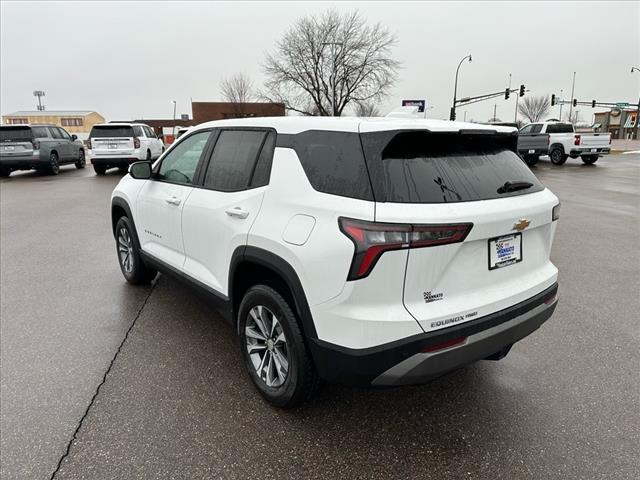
xmin=505 ymin=88 xmax=510 ymax=100
xmin=572 ymin=98 xmax=577 ymax=107
xmin=592 ymin=100 xmax=596 ymax=108
xmin=551 ymin=94 xmax=556 ymax=106
xmin=519 ymin=84 xmax=525 ymax=97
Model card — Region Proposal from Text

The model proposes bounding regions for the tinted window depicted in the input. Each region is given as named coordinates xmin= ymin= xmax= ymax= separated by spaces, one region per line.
xmin=49 ymin=127 xmax=63 ymax=139
xmin=31 ymin=126 xmax=49 ymax=138
xmin=251 ymin=131 xmax=276 ymax=188
xmin=204 ymin=130 xmax=265 ymax=191
xmin=157 ymin=130 xmax=210 ymax=184
xmin=519 ymin=125 xmax=533 ymax=134
xmin=546 ymin=123 xmax=573 ymax=133
xmin=279 ymin=131 xmax=373 ymax=201
xmin=144 ymin=126 xmax=156 ymax=138
xmin=57 ymin=128 xmax=71 ymax=140
xmin=530 ymin=124 xmax=543 ymax=134
xmin=0 ymin=126 xmax=32 ymax=141
xmin=361 ymin=131 xmax=543 ymax=203
xmin=133 ymin=126 xmax=144 ymax=137
xmin=89 ymin=126 xmax=134 ymax=138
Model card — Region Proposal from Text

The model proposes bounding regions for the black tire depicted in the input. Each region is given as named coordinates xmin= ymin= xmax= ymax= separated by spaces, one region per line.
xmin=524 ymin=154 xmax=539 ymax=166
xmin=93 ymin=165 xmax=107 ymax=175
xmin=114 ymin=216 xmax=157 ymax=285
xmin=550 ymin=147 xmax=567 ymax=165
xmin=48 ymin=152 xmax=60 ymax=175
xmin=0 ymin=168 xmax=10 ymax=178
xmin=119 ymin=166 xmax=129 ymax=174
xmin=75 ymin=150 xmax=86 ymax=169
xmin=238 ymin=285 xmax=319 ymax=408
xmin=581 ymin=155 xmax=599 ymax=165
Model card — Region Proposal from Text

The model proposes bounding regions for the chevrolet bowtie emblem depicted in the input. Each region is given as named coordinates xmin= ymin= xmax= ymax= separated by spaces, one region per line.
xmin=513 ymin=219 xmax=531 ymax=231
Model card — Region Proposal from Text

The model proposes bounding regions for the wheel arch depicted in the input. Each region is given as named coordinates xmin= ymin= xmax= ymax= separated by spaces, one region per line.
xmin=111 ymin=197 xmax=138 ymax=242
xmin=229 ymin=246 xmax=317 ymax=341
xmin=549 ymin=143 xmax=565 ymax=153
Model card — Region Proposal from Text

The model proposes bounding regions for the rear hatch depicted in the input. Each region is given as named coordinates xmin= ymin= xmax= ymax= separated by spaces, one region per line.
xmin=89 ymin=125 xmax=135 ymax=155
xmin=576 ymin=133 xmax=611 ymax=150
xmin=0 ymin=126 xmax=34 ymax=157
xmin=360 ymin=128 xmax=559 ymax=333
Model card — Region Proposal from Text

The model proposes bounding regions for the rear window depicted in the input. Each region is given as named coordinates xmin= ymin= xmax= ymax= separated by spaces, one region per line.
xmin=31 ymin=126 xmax=49 ymax=138
xmin=277 ymin=131 xmax=373 ymax=201
xmin=0 ymin=126 xmax=32 ymax=142
xmin=546 ymin=123 xmax=573 ymax=133
xmin=89 ymin=125 xmax=134 ymax=138
xmin=361 ymin=131 xmax=544 ymax=203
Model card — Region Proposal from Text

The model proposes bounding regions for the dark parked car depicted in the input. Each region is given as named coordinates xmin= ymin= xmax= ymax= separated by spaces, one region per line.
xmin=0 ymin=124 xmax=86 ymax=177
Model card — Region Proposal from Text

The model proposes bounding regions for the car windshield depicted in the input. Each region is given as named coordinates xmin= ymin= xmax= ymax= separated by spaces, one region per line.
xmin=361 ymin=130 xmax=544 ymax=203
xmin=90 ymin=126 xmax=134 ymax=138
xmin=0 ymin=126 xmax=33 ymax=142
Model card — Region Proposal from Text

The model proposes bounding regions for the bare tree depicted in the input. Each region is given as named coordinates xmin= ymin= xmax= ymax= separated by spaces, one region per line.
xmin=263 ymin=9 xmax=399 ymax=116
xmin=220 ymin=73 xmax=254 ymax=103
xmin=518 ymin=95 xmax=551 ymax=123
xmin=353 ymin=100 xmax=380 ymax=117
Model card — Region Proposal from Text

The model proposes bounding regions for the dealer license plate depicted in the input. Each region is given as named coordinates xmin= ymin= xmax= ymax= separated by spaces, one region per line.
xmin=488 ymin=233 xmax=522 ymax=270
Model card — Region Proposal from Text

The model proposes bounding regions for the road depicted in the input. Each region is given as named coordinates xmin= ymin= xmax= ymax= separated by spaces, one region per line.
xmin=1 ymin=155 xmax=639 ymax=479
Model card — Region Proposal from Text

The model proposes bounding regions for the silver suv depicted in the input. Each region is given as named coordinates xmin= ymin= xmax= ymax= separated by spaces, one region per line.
xmin=0 ymin=124 xmax=86 ymax=176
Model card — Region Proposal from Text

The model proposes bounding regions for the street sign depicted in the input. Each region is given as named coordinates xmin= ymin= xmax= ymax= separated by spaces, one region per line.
xmin=180 ymin=114 xmax=189 ymax=120
xmin=402 ymin=99 xmax=425 ymax=112
xmin=616 ymin=102 xmax=630 ymax=108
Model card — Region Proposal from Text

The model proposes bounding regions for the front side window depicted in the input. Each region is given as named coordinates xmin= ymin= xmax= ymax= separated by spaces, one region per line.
xmin=530 ymin=124 xmax=543 ymax=134
xmin=156 ymin=130 xmax=211 ymax=185
xmin=203 ymin=129 xmax=266 ymax=191
xmin=48 ymin=127 xmax=63 ymax=139
xmin=519 ymin=125 xmax=533 ymax=135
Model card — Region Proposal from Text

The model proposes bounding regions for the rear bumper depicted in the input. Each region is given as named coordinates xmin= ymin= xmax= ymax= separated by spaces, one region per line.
xmin=570 ymin=147 xmax=610 ymax=156
xmin=518 ymin=148 xmax=547 ymax=156
xmin=0 ymin=153 xmax=45 ymax=169
xmin=308 ymin=283 xmax=558 ymax=386
xmin=90 ymin=157 xmax=139 ymax=167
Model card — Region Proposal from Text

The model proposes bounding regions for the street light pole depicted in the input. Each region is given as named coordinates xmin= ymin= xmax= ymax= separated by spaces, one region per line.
xmin=451 ymin=54 xmax=472 ymax=120
xmin=631 ymin=67 xmax=640 ymax=140
xmin=559 ymin=88 xmax=564 ymax=120
xmin=568 ymin=71 xmax=576 ymax=124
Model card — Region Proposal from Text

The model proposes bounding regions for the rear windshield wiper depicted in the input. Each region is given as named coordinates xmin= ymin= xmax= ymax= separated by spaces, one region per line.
xmin=497 ymin=181 xmax=534 ymax=194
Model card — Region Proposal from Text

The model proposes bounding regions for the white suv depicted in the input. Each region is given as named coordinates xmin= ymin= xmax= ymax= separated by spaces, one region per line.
xmin=89 ymin=123 xmax=164 ymax=175
xmin=110 ymin=117 xmax=560 ymax=407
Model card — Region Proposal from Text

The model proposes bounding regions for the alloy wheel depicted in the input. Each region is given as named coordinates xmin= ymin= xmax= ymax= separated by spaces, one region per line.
xmin=118 ymin=227 xmax=134 ymax=273
xmin=245 ymin=305 xmax=289 ymax=387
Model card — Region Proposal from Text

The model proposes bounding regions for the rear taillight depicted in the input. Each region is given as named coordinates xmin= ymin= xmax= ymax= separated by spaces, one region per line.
xmin=574 ymin=134 xmax=581 ymax=146
xmin=134 ymin=137 xmax=140 ymax=149
xmin=339 ymin=217 xmax=473 ymax=280
xmin=552 ymin=202 xmax=560 ymax=221
xmin=422 ymin=336 xmax=467 ymax=353
xmin=32 ymin=140 xmax=40 ymax=150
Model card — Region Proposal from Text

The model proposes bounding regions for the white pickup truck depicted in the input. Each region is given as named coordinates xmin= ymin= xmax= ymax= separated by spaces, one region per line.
xmin=517 ymin=121 xmax=611 ymax=166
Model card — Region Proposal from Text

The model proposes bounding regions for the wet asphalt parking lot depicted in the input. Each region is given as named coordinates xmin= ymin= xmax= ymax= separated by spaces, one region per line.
xmin=1 ymin=154 xmax=639 ymax=480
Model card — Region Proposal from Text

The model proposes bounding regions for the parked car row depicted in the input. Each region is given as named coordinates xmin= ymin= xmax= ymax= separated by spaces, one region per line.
xmin=0 ymin=122 xmax=164 ymax=177
xmin=517 ymin=121 xmax=612 ymax=166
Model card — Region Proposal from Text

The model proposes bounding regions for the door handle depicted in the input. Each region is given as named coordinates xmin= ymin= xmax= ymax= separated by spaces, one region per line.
xmin=225 ymin=207 xmax=249 ymax=219
xmin=165 ymin=196 xmax=181 ymax=206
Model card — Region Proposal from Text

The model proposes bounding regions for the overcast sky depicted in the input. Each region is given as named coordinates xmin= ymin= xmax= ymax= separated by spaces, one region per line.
xmin=1 ymin=1 xmax=638 ymax=123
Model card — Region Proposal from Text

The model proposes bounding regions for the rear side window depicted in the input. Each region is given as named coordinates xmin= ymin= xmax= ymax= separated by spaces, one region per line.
xmin=31 ymin=126 xmax=49 ymax=138
xmin=278 ymin=131 xmax=373 ymax=201
xmin=361 ymin=131 xmax=543 ymax=203
xmin=546 ymin=123 xmax=573 ymax=133
xmin=89 ymin=126 xmax=134 ymax=138
xmin=1 ymin=127 xmax=33 ymax=141
xmin=203 ymin=130 xmax=266 ymax=191
xmin=144 ymin=126 xmax=156 ymax=138
xmin=133 ymin=126 xmax=144 ymax=137
xmin=530 ymin=124 xmax=543 ymax=134
xmin=250 ymin=131 xmax=276 ymax=188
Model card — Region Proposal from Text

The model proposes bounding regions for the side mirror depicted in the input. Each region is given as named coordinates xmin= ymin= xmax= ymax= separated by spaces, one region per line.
xmin=71 ymin=134 xmax=78 ymax=141
xmin=129 ymin=161 xmax=152 ymax=179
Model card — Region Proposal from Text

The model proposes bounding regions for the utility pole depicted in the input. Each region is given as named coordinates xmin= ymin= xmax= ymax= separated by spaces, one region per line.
xmin=631 ymin=67 xmax=640 ymax=140
xmin=33 ymin=90 xmax=45 ymax=111
xmin=493 ymin=104 xmax=497 ymax=121
xmin=463 ymin=111 xmax=467 ymax=122
xmin=171 ymin=100 xmax=177 ymax=139
xmin=568 ymin=71 xmax=576 ymax=123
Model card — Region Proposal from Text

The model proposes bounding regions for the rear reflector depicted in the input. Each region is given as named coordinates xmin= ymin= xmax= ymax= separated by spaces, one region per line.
xmin=422 ymin=336 xmax=467 ymax=353
xmin=544 ymin=293 xmax=558 ymax=305
xmin=339 ymin=217 xmax=473 ymax=280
